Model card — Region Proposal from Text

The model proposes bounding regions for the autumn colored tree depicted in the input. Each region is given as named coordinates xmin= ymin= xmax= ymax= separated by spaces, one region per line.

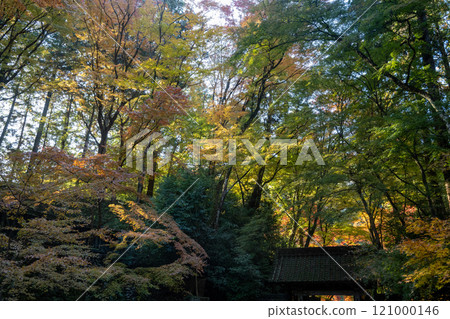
xmin=1 ymin=0 xmax=449 ymax=301
xmin=0 ymin=149 xmax=207 ymax=300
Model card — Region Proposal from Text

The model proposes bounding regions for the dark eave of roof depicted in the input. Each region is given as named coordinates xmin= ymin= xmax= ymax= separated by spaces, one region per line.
xmin=271 ymin=246 xmax=359 ymax=284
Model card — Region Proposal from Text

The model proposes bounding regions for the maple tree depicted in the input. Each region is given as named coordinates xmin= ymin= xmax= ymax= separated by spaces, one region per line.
xmin=0 ymin=149 xmax=207 ymax=300
xmin=0 ymin=0 xmax=449 ymax=301
xmin=399 ymin=218 xmax=450 ymax=300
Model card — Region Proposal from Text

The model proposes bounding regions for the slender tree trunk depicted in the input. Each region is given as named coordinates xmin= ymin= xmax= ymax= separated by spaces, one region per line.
xmin=42 ymin=97 xmax=55 ymax=149
xmin=118 ymin=118 xmax=127 ymax=165
xmin=146 ymin=152 xmax=158 ymax=197
xmin=288 ymin=215 xmax=299 ymax=247
xmin=357 ymin=188 xmax=383 ymax=249
xmin=136 ymin=173 xmax=145 ymax=203
xmin=136 ymin=146 xmax=155 ymax=202
xmin=60 ymin=95 xmax=73 ymax=150
xmin=375 ymin=172 xmax=406 ymax=230
xmin=166 ymin=144 xmax=176 ymax=177
xmin=16 ymin=103 xmax=29 ymax=151
xmin=0 ymin=88 xmax=18 ymax=149
xmin=444 ymin=170 xmax=450 ymax=212
xmin=31 ymin=91 xmax=52 ymax=153
xmin=246 ymin=166 xmax=265 ymax=210
xmin=214 ymin=166 xmax=232 ymax=229
xmin=304 ymin=216 xmax=319 ymax=248
xmin=82 ymin=107 xmax=95 ymax=158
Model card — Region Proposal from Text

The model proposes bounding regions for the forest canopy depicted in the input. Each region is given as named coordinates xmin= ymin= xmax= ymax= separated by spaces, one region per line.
xmin=0 ymin=0 xmax=449 ymax=301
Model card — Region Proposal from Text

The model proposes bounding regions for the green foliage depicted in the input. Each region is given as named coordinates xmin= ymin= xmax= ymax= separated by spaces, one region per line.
xmin=154 ymin=170 xmax=281 ymax=300
xmin=1 ymin=0 xmax=449 ymax=302
xmin=356 ymin=245 xmax=414 ymax=300
xmin=399 ymin=218 xmax=450 ymax=300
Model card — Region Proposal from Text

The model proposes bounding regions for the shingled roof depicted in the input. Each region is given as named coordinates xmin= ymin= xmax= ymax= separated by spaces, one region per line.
xmin=271 ymin=246 xmax=358 ymax=283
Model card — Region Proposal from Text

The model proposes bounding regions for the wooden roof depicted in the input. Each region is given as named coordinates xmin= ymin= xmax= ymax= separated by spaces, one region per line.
xmin=271 ymin=246 xmax=358 ymax=284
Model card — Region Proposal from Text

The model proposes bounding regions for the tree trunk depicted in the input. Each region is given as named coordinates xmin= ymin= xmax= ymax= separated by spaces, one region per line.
xmin=304 ymin=216 xmax=319 ymax=248
xmin=136 ymin=173 xmax=145 ymax=203
xmin=97 ymin=130 xmax=108 ymax=155
xmin=288 ymin=217 xmax=298 ymax=247
xmin=0 ymin=88 xmax=18 ymax=149
xmin=444 ymin=169 xmax=450 ymax=213
xmin=146 ymin=153 xmax=158 ymax=197
xmin=60 ymin=95 xmax=73 ymax=150
xmin=41 ymin=97 xmax=55 ymax=149
xmin=31 ymin=91 xmax=53 ymax=153
xmin=214 ymin=166 xmax=232 ymax=229
xmin=82 ymin=107 xmax=95 ymax=158
xmin=16 ymin=103 xmax=29 ymax=151
xmin=246 ymin=166 xmax=265 ymax=210
xmin=357 ymin=188 xmax=383 ymax=249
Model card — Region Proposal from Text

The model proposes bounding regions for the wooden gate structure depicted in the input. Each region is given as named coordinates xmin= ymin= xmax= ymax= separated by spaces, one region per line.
xmin=270 ymin=246 xmax=369 ymax=300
